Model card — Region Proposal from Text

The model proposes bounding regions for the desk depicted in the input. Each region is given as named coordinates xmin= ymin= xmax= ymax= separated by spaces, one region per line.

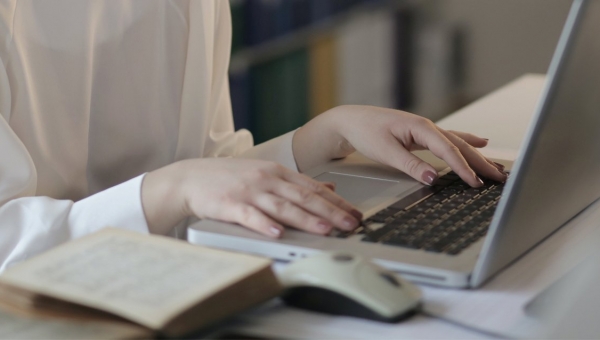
xmin=227 ymin=74 xmax=552 ymax=339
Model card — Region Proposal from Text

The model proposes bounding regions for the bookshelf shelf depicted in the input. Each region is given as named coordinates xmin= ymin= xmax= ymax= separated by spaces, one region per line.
xmin=229 ymin=0 xmax=406 ymax=73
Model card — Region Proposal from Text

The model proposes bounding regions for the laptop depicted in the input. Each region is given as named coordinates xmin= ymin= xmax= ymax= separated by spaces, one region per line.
xmin=188 ymin=0 xmax=600 ymax=288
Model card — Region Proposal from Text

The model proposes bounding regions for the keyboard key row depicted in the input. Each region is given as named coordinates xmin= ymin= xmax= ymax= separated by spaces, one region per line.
xmin=360 ymin=172 xmax=505 ymax=255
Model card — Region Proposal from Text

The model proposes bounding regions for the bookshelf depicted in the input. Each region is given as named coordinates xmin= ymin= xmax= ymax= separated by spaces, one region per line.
xmin=229 ymin=0 xmax=459 ymax=144
xmin=229 ymin=0 xmax=406 ymax=73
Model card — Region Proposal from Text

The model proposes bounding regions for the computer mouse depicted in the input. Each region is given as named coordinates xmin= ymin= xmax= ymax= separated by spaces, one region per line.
xmin=277 ymin=251 xmax=422 ymax=322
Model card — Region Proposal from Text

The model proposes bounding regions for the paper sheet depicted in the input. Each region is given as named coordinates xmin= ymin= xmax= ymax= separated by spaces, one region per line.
xmin=230 ymin=300 xmax=491 ymax=340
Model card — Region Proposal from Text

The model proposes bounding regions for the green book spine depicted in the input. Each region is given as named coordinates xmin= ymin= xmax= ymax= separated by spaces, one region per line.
xmin=230 ymin=0 xmax=246 ymax=54
xmin=251 ymin=49 xmax=309 ymax=144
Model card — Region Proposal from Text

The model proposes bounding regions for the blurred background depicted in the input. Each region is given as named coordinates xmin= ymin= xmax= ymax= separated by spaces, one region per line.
xmin=228 ymin=0 xmax=573 ymax=143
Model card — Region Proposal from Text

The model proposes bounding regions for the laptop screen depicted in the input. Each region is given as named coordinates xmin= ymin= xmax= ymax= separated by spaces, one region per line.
xmin=473 ymin=0 xmax=600 ymax=287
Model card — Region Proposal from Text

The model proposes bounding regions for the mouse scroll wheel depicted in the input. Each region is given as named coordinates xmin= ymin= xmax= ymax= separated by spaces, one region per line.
xmin=380 ymin=272 xmax=401 ymax=287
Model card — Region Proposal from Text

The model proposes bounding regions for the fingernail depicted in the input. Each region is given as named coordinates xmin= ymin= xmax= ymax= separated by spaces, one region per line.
xmin=421 ymin=171 xmax=438 ymax=186
xmin=476 ymin=176 xmax=484 ymax=187
xmin=483 ymin=138 xmax=489 ymax=141
xmin=500 ymin=171 xmax=508 ymax=183
xmin=317 ymin=221 xmax=332 ymax=232
xmin=493 ymin=162 xmax=505 ymax=170
xmin=269 ymin=226 xmax=282 ymax=237
xmin=342 ymin=217 xmax=359 ymax=230
xmin=350 ymin=209 xmax=363 ymax=220
xmin=324 ymin=182 xmax=336 ymax=190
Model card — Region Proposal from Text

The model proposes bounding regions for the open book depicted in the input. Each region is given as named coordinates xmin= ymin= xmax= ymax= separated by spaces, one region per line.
xmin=0 ymin=228 xmax=281 ymax=338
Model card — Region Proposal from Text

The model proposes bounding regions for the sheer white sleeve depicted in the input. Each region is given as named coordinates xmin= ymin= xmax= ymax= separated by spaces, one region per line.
xmin=239 ymin=131 xmax=299 ymax=171
xmin=0 ymin=115 xmax=149 ymax=272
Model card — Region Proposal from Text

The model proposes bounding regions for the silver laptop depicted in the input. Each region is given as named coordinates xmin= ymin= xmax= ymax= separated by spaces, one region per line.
xmin=188 ymin=0 xmax=600 ymax=288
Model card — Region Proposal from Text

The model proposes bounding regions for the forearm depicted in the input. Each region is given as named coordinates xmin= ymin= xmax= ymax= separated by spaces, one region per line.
xmin=292 ymin=107 xmax=356 ymax=172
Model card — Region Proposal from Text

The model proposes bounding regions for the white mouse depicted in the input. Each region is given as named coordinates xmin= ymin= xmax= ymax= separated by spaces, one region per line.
xmin=277 ymin=251 xmax=422 ymax=322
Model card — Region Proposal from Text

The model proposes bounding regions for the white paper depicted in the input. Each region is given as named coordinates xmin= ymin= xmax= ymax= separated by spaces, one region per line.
xmin=231 ymin=300 xmax=490 ymax=340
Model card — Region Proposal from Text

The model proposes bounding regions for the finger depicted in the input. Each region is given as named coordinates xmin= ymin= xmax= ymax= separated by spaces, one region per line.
xmin=486 ymin=158 xmax=504 ymax=171
xmin=407 ymin=144 xmax=427 ymax=151
xmin=490 ymin=160 xmax=506 ymax=171
xmin=400 ymin=120 xmax=482 ymax=187
xmin=448 ymin=130 xmax=489 ymax=148
xmin=270 ymin=179 xmax=360 ymax=231
xmin=253 ymin=193 xmax=339 ymax=235
xmin=445 ymin=139 xmax=505 ymax=172
xmin=322 ymin=182 xmax=336 ymax=191
xmin=373 ymin=133 xmax=440 ymax=186
xmin=439 ymin=129 xmax=507 ymax=182
xmin=228 ymin=204 xmax=284 ymax=238
xmin=280 ymin=170 xmax=362 ymax=220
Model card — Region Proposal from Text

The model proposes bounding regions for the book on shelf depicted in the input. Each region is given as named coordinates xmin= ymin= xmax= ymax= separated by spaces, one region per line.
xmin=336 ymin=10 xmax=397 ymax=109
xmin=308 ymin=35 xmax=337 ymax=118
xmin=0 ymin=228 xmax=281 ymax=339
xmin=251 ymin=49 xmax=309 ymax=143
xmin=229 ymin=0 xmax=246 ymax=54
xmin=230 ymin=71 xmax=252 ymax=132
xmin=394 ymin=7 xmax=416 ymax=111
xmin=232 ymin=0 xmax=384 ymax=52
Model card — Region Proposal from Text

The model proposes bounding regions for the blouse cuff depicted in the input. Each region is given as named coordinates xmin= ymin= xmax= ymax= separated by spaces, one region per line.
xmin=68 ymin=174 xmax=150 ymax=238
xmin=238 ymin=130 xmax=299 ymax=171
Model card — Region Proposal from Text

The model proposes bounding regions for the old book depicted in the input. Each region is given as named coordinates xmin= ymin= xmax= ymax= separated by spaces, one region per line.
xmin=0 ymin=307 xmax=149 ymax=340
xmin=0 ymin=228 xmax=281 ymax=338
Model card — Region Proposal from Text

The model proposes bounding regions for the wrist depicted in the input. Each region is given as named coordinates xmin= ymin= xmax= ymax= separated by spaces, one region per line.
xmin=141 ymin=161 xmax=189 ymax=235
xmin=324 ymin=106 xmax=357 ymax=158
xmin=292 ymin=106 xmax=355 ymax=172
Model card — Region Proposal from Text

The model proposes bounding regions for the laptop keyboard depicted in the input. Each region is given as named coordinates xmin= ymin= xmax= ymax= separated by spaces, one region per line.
xmin=336 ymin=171 xmax=506 ymax=255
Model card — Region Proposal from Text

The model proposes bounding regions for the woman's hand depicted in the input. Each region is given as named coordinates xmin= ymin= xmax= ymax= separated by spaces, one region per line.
xmin=141 ymin=158 xmax=362 ymax=237
xmin=293 ymin=105 xmax=508 ymax=187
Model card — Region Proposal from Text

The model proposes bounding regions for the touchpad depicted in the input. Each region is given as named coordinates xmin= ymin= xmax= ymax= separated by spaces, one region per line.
xmin=314 ymin=172 xmax=400 ymax=206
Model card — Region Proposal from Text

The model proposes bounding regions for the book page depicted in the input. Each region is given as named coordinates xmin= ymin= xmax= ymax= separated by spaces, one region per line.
xmin=0 ymin=307 xmax=148 ymax=339
xmin=0 ymin=229 xmax=271 ymax=329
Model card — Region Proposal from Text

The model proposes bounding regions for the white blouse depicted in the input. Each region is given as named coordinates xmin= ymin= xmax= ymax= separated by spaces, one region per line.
xmin=0 ymin=0 xmax=297 ymax=271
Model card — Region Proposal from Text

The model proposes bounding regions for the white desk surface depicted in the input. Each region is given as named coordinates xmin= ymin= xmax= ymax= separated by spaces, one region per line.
xmin=229 ymin=74 xmax=551 ymax=339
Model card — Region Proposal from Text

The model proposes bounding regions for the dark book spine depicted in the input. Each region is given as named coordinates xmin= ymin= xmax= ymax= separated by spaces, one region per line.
xmin=229 ymin=71 xmax=252 ymax=132
xmin=394 ymin=7 xmax=416 ymax=110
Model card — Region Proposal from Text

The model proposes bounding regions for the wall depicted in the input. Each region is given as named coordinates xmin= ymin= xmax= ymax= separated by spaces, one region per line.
xmin=424 ymin=0 xmax=573 ymax=100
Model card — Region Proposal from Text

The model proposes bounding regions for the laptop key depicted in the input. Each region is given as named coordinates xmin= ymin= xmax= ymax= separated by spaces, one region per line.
xmin=362 ymin=223 xmax=401 ymax=242
xmin=441 ymin=172 xmax=460 ymax=180
xmin=359 ymin=175 xmax=504 ymax=254
xmin=383 ymin=235 xmax=422 ymax=249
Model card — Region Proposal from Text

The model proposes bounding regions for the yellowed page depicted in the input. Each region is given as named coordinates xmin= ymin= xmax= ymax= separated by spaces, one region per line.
xmin=0 ymin=229 xmax=271 ymax=330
